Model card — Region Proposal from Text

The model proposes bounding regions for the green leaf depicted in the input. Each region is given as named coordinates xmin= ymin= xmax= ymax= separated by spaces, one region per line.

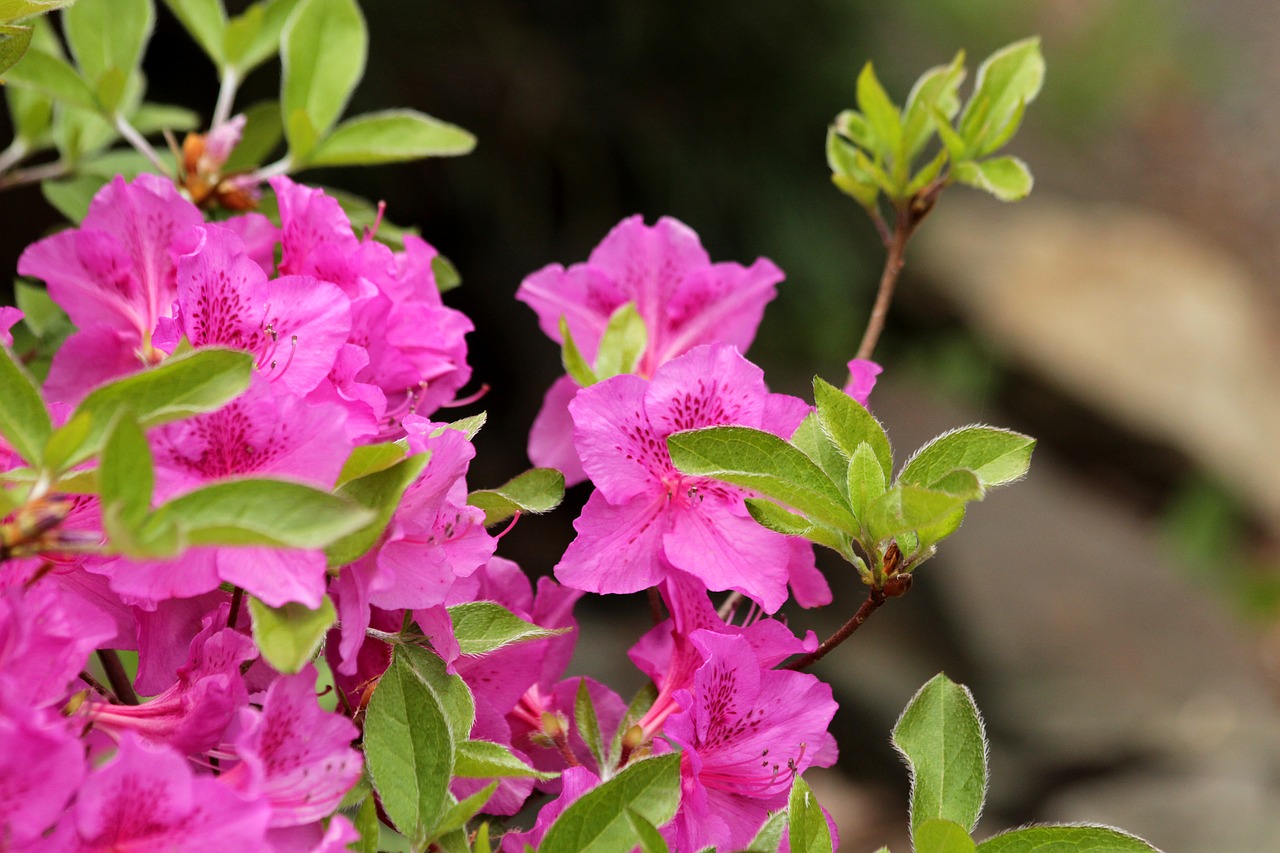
xmin=915 ymin=819 xmax=976 ymax=853
xmin=398 ymin=644 xmax=475 ymax=741
xmin=325 ymin=452 xmax=429 ymax=567
xmin=609 ymin=682 xmax=657 ymax=769
xmin=431 ymin=783 xmax=498 ymax=840
xmin=336 ymin=441 xmax=408 ymax=487
xmin=668 ymin=426 xmax=858 ymax=535
xmin=443 ymin=412 xmax=486 ymax=441
xmin=847 ymin=441 xmax=886 ymax=525
xmin=931 ymin=106 xmax=969 ymax=163
xmin=3 ymin=46 xmax=99 ymax=111
xmin=593 ymin=302 xmax=647 ymax=380
xmin=41 ymin=411 xmax=92 ymax=476
xmin=626 ymin=809 xmax=670 ymax=853
xmin=790 ymin=411 xmax=851 ymax=500
xmin=828 ymin=127 xmax=879 ymax=209
xmin=0 ymin=23 xmax=32 ymax=76
xmin=0 ymin=1 xmax=74 ymax=19
xmin=131 ymin=101 xmax=200 ymax=134
xmin=13 ymin=282 xmax=69 ymax=340
xmin=812 ymin=376 xmax=893 ymax=477
xmin=352 ymin=795 xmax=380 ymax=853
xmin=899 ymin=426 xmax=1035 ymax=492
xmin=539 ymin=753 xmax=681 ymax=853
xmin=305 ymin=108 xmax=475 ymax=167
xmin=280 ymin=0 xmax=366 ymax=156
xmin=744 ymin=497 xmax=812 ymax=537
xmin=833 ymin=108 xmax=874 ymax=150
xmin=98 ymin=411 xmax=153 ymax=536
xmin=62 ymin=0 xmax=154 ymax=105
xmin=467 ymin=467 xmax=565 ymax=527
xmin=474 ymin=822 xmax=492 ymax=853
xmin=952 ymin=157 xmax=1033 ymax=202
xmin=432 ymin=253 xmax=461 ymax=293
xmin=575 ymin=677 xmax=607 ymax=772
xmin=41 ymin=174 xmax=106 ymax=222
xmin=559 ymin=316 xmax=597 ymax=388
xmin=454 ymin=739 xmax=558 ymax=780
xmin=868 ymin=485 xmax=967 ymax=540
xmin=221 ymin=99 xmax=283 ymax=171
xmin=958 ymin=38 xmax=1044 ymax=157
xmin=787 ymin=776 xmax=833 ymax=853
xmin=365 ymin=647 xmax=454 ymax=838
xmin=66 ymin=348 xmax=254 ymax=467
xmin=247 ymin=594 xmax=336 ymax=673
xmin=161 ymin=0 xmax=227 ymax=65
xmin=0 ymin=344 xmax=52 ymax=465
xmin=892 ymin=674 xmax=988 ymax=835
xmin=856 ymin=62 xmax=902 ymax=169
xmin=902 ymin=50 xmax=966 ymax=160
xmin=446 ymin=601 xmax=567 ymax=657
xmin=224 ymin=0 xmax=301 ymax=76
xmin=742 ymin=810 xmax=788 ymax=853
xmin=149 ymin=477 xmax=373 ymax=551
xmin=976 ymin=825 xmax=1163 ymax=853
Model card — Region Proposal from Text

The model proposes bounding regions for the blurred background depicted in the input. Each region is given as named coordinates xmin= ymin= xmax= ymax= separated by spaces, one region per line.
xmin=3 ymin=1 xmax=1279 ymax=850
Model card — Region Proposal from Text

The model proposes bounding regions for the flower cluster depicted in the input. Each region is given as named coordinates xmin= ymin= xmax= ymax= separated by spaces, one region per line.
xmin=1 ymin=173 xmax=878 ymax=850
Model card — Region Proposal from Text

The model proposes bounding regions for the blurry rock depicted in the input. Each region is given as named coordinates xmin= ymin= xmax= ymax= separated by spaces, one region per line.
xmin=914 ymin=197 xmax=1280 ymax=534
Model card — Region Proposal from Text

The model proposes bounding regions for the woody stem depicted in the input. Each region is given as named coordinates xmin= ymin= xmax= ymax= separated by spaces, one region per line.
xmin=97 ymin=649 xmax=139 ymax=705
xmin=783 ymin=588 xmax=886 ymax=671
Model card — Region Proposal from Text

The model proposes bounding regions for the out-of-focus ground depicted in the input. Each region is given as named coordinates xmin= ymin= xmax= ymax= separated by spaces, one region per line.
xmin=4 ymin=1 xmax=1280 ymax=850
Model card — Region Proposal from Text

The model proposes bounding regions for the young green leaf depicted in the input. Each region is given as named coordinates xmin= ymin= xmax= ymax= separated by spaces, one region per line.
xmin=2 ymin=47 xmax=99 ymax=111
xmin=790 ymin=411 xmax=852 ymax=500
xmin=902 ymin=50 xmax=966 ymax=160
xmin=893 ymin=673 xmax=989 ymax=835
xmin=539 ymin=753 xmax=681 ymax=853
xmin=744 ymin=497 xmax=812 ymax=537
xmin=446 ymin=601 xmax=567 ymax=656
xmin=335 ymin=441 xmax=409 ymax=487
xmin=41 ymin=174 xmax=106 ymax=222
xmin=867 ymin=485 xmax=967 ymax=541
xmin=151 ymin=477 xmax=374 ymax=549
xmin=609 ymin=682 xmax=657 ymax=767
xmin=0 ymin=344 xmax=52 ymax=466
xmin=224 ymin=0 xmax=301 ymax=75
xmin=856 ymin=62 xmax=903 ymax=170
xmin=626 ymin=809 xmax=670 ymax=853
xmin=67 ymin=347 xmax=253 ymax=467
xmin=559 ymin=316 xmax=598 ymax=388
xmin=161 ymin=0 xmax=227 ymax=65
xmin=958 ymin=38 xmax=1044 ymax=157
xmin=98 ymin=411 xmax=153 ymax=537
xmin=0 ymin=23 xmax=33 ymax=76
xmin=847 ymin=441 xmax=887 ymax=526
xmin=975 ymin=825 xmax=1163 ymax=853
xmin=467 ymin=467 xmax=565 ymax=527
xmin=899 ymin=426 xmax=1035 ymax=492
xmin=787 ymin=776 xmax=833 ymax=853
xmin=221 ymin=99 xmax=284 ymax=171
xmin=247 ymin=595 xmax=336 ymax=674
xmin=668 ymin=426 xmax=858 ymax=535
xmin=812 ymin=376 xmax=893 ymax=476
xmin=131 ymin=102 xmax=200 ymax=134
xmin=827 ymin=126 xmax=879 ymax=209
xmin=325 ymin=452 xmax=430 ymax=567
xmin=593 ymin=302 xmax=648 ymax=380
xmin=432 ymin=253 xmax=462 ymax=293
xmin=574 ymin=677 xmax=607 ymax=771
xmin=430 ymin=783 xmax=499 ymax=840
xmin=305 ymin=108 xmax=475 ymax=167
xmin=352 ymin=795 xmax=380 ymax=853
xmin=364 ymin=647 xmax=455 ymax=838
xmin=280 ymin=0 xmax=366 ymax=160
xmin=743 ymin=810 xmax=788 ymax=853
xmin=0 ymin=1 xmax=75 ymax=19
xmin=61 ymin=0 xmax=154 ymax=108
xmin=454 ymin=739 xmax=558 ymax=780
xmin=915 ymin=818 xmax=977 ymax=853
xmin=399 ymin=644 xmax=476 ymax=742
xmin=952 ymin=157 xmax=1033 ymax=202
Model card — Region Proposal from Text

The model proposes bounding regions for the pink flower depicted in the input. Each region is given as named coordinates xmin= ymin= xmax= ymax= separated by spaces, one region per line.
xmin=556 ymin=344 xmax=811 ymax=613
xmin=0 ymin=578 xmax=115 ymax=709
xmin=38 ymin=733 xmax=270 ymax=850
xmin=519 ymin=215 xmax=784 ymax=483
xmin=499 ymin=766 xmax=602 ymax=853
xmin=664 ymin=631 xmax=838 ymax=851
xmin=0 ymin=699 xmax=85 ymax=847
xmin=222 ymin=665 xmax=362 ymax=827
xmin=843 ymin=357 xmax=882 ymax=406
xmin=0 ymin=305 xmax=22 ymax=346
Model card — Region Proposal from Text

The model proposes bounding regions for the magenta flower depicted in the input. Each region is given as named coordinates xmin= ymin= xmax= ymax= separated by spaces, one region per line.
xmin=664 ymin=631 xmax=838 ymax=851
xmin=38 ymin=733 xmax=270 ymax=851
xmin=518 ymin=215 xmax=784 ymax=483
xmin=222 ymin=665 xmax=362 ymax=827
xmin=556 ymin=344 xmax=811 ymax=612
xmin=0 ymin=578 xmax=115 ymax=709
xmin=0 ymin=699 xmax=85 ymax=847
xmin=499 ymin=766 xmax=602 ymax=853
xmin=0 ymin=305 xmax=21 ymax=346
xmin=87 ymin=606 xmax=257 ymax=755
xmin=843 ymin=357 xmax=882 ymax=406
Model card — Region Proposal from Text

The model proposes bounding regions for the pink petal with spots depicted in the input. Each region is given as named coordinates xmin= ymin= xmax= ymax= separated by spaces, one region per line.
xmin=643 ymin=344 xmax=767 ymax=436
xmin=569 ymin=371 xmax=656 ymax=504
xmin=657 ymin=257 xmax=783 ymax=364
xmin=663 ymin=497 xmax=792 ymax=614
xmin=42 ymin=324 xmax=148 ymax=405
xmin=223 ymin=212 xmax=280 ymax=275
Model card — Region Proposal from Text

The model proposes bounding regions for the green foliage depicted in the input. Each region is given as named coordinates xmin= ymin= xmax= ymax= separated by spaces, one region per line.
xmin=538 ymin=753 xmax=681 ymax=853
xmin=365 ymin=647 xmax=455 ymax=843
xmin=453 ymin=739 xmax=556 ymax=780
xmin=62 ymin=0 xmax=153 ymax=115
xmin=98 ymin=412 xmax=153 ymax=538
xmin=247 ymin=595 xmax=337 ymax=673
xmin=468 ymin=467 xmax=566 ymax=527
xmin=432 ymin=783 xmax=499 ymax=840
xmin=892 ymin=673 xmax=988 ymax=835
xmin=161 ymin=0 xmax=227 ymax=66
xmin=626 ymin=809 xmax=670 ymax=853
xmin=0 ymin=343 xmax=52 ymax=466
xmin=787 ymin=776 xmax=834 ymax=853
xmin=916 ymin=819 xmax=977 ymax=853
xmin=975 ymin=826 xmax=1161 ymax=852
xmin=742 ymin=810 xmax=788 ymax=853
xmin=306 ymin=109 xmax=476 ymax=167
xmin=325 ymin=451 xmax=430 ymax=566
xmin=899 ymin=426 xmax=1035 ymax=493
xmin=574 ymin=677 xmax=607 ymax=773
xmin=280 ymin=0 xmax=367 ymax=162
xmin=594 ymin=303 xmax=647 ymax=380
xmin=446 ymin=601 xmax=567 ymax=656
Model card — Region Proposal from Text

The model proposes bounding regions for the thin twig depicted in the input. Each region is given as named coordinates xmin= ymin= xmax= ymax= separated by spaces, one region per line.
xmin=0 ymin=159 xmax=70 ymax=190
xmin=211 ymin=66 xmax=240 ymax=129
xmin=96 ymin=649 xmax=138 ymax=705
xmin=783 ymin=589 xmax=887 ymax=671
xmin=855 ymin=209 xmax=912 ymax=361
xmin=115 ymin=114 xmax=169 ymax=174
xmin=227 ymin=585 xmax=245 ymax=628
xmin=647 ymin=587 xmax=663 ymax=625
xmin=78 ymin=670 xmax=113 ymax=699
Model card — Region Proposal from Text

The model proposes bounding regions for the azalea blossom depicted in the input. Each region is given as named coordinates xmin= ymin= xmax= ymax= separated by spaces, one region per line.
xmin=556 ymin=344 xmax=813 ymax=613
xmin=518 ymin=215 xmax=785 ymax=484
xmin=844 ymin=357 xmax=883 ymax=406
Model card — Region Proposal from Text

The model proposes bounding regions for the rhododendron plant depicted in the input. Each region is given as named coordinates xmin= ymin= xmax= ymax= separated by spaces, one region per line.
xmin=0 ymin=3 xmax=1170 ymax=853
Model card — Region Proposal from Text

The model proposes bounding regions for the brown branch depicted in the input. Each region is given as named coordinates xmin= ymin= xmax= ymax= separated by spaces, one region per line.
xmin=784 ymin=589 xmax=887 ymax=671
xmin=96 ymin=649 xmax=138 ymax=705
